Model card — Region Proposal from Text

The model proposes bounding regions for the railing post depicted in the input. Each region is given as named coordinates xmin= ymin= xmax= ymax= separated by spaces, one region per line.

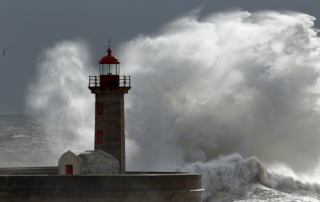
xmin=123 ymin=75 xmax=126 ymax=87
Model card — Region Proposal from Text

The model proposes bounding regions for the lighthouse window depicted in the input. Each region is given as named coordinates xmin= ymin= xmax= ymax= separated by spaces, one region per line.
xmin=110 ymin=64 xmax=117 ymax=75
xmin=100 ymin=64 xmax=119 ymax=75
xmin=97 ymin=103 xmax=103 ymax=115
xmin=97 ymin=131 xmax=103 ymax=144
xmin=102 ymin=64 xmax=109 ymax=75
xmin=100 ymin=64 xmax=108 ymax=75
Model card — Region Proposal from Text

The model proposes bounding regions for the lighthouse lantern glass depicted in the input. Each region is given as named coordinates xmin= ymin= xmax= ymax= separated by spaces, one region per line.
xmin=99 ymin=64 xmax=119 ymax=75
xmin=110 ymin=64 xmax=117 ymax=75
xmin=100 ymin=64 xmax=107 ymax=75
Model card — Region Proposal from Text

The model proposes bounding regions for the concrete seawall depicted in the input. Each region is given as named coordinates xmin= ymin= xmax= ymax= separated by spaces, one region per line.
xmin=0 ymin=167 xmax=57 ymax=175
xmin=0 ymin=170 xmax=203 ymax=202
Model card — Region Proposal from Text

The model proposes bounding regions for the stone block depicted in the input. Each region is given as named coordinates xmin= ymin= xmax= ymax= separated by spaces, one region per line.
xmin=102 ymin=116 xmax=122 ymax=121
xmin=68 ymin=176 xmax=86 ymax=187
xmin=33 ymin=186 xmax=44 ymax=194
xmin=14 ymin=176 xmax=26 ymax=187
xmin=147 ymin=176 xmax=170 ymax=187
xmin=57 ymin=177 xmax=70 ymax=187
xmin=42 ymin=187 xmax=52 ymax=193
xmin=0 ymin=187 xmax=5 ymax=192
xmin=59 ymin=186 xmax=70 ymax=194
xmin=89 ymin=186 xmax=102 ymax=194
xmin=163 ymin=176 xmax=178 ymax=187
xmin=105 ymin=112 xmax=121 ymax=118
xmin=84 ymin=176 xmax=104 ymax=187
xmin=101 ymin=186 xmax=119 ymax=193
xmin=105 ymin=141 xmax=121 ymax=146
xmin=104 ymin=137 xmax=118 ymax=142
xmin=36 ymin=176 xmax=48 ymax=186
xmin=47 ymin=176 xmax=58 ymax=186
xmin=126 ymin=176 xmax=148 ymax=187
xmin=25 ymin=176 xmax=37 ymax=187
xmin=71 ymin=185 xmax=88 ymax=193
xmin=122 ymin=187 xmax=146 ymax=192
xmin=102 ymin=129 xmax=122 ymax=134
xmin=4 ymin=187 xmax=12 ymax=193
xmin=11 ymin=187 xmax=23 ymax=193
xmin=0 ymin=177 xmax=5 ymax=187
xmin=51 ymin=186 xmax=59 ymax=194
xmin=104 ymin=176 xmax=126 ymax=187
xmin=6 ymin=176 xmax=15 ymax=187
xmin=25 ymin=186 xmax=34 ymax=194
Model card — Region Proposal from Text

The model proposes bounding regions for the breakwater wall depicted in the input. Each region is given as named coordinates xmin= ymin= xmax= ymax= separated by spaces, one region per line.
xmin=0 ymin=169 xmax=203 ymax=202
xmin=0 ymin=167 xmax=58 ymax=175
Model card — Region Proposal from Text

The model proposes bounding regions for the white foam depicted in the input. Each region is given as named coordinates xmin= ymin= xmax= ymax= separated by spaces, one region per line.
xmin=13 ymin=134 xmax=29 ymax=138
xmin=179 ymin=154 xmax=320 ymax=201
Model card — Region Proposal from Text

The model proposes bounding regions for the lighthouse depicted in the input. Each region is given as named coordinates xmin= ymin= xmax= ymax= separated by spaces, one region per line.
xmin=88 ymin=46 xmax=131 ymax=174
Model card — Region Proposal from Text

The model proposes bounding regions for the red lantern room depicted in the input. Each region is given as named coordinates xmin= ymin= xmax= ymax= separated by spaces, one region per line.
xmin=99 ymin=48 xmax=120 ymax=87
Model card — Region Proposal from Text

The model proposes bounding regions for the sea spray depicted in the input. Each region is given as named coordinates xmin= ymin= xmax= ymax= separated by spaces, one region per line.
xmin=25 ymin=40 xmax=95 ymax=162
xmin=179 ymin=154 xmax=320 ymax=201
xmin=120 ymin=10 xmax=320 ymax=172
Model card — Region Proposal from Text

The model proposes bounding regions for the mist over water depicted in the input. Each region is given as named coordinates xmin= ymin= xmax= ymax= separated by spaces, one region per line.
xmin=25 ymin=10 xmax=320 ymax=201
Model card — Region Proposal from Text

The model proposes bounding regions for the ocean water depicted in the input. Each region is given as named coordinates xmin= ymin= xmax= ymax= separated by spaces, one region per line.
xmin=3 ymin=9 xmax=320 ymax=202
xmin=0 ymin=115 xmax=77 ymax=167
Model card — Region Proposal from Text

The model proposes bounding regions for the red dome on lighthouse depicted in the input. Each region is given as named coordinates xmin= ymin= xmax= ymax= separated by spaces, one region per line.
xmin=99 ymin=48 xmax=120 ymax=64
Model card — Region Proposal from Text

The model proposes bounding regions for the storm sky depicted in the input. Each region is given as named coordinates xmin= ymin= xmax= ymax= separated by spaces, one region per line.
xmin=1 ymin=0 xmax=320 ymax=115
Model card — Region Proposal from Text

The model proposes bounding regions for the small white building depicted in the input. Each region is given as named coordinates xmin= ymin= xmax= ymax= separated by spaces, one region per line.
xmin=58 ymin=150 xmax=119 ymax=175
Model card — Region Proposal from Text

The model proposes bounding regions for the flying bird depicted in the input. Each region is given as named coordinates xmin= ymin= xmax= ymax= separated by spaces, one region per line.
xmin=3 ymin=47 xmax=10 ymax=55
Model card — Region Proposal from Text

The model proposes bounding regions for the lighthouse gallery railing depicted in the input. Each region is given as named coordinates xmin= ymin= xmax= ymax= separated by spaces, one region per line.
xmin=89 ymin=76 xmax=131 ymax=87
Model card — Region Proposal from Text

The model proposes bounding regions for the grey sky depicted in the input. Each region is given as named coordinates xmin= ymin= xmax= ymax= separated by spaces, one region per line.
xmin=0 ymin=0 xmax=320 ymax=115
